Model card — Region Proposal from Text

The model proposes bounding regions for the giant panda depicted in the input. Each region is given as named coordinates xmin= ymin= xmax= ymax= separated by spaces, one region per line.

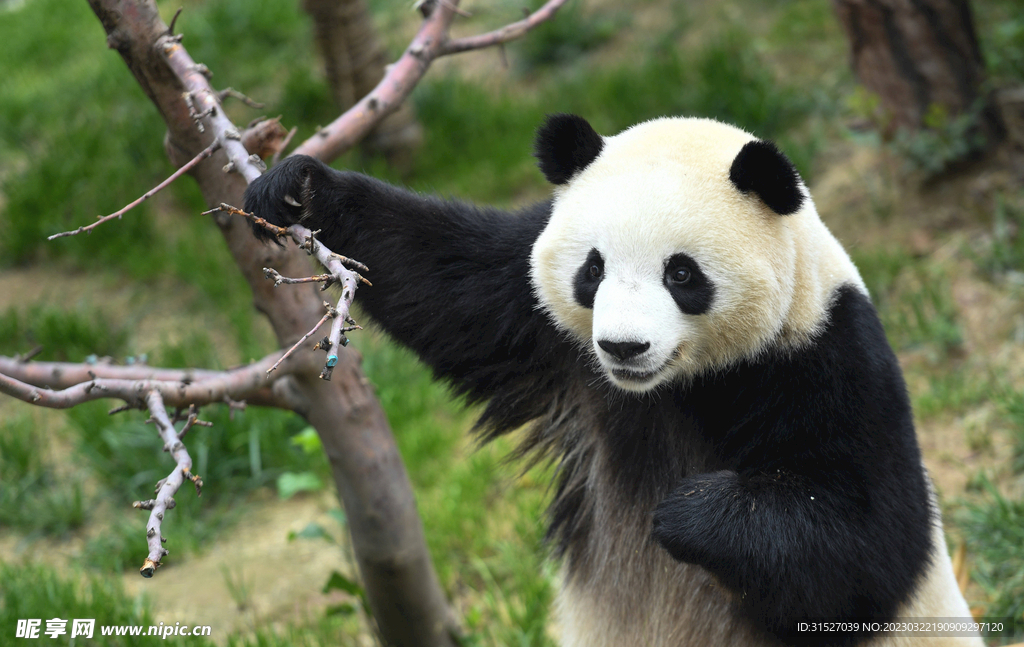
xmin=244 ymin=115 xmax=981 ymax=647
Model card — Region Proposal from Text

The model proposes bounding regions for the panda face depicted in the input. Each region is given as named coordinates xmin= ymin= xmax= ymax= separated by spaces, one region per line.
xmin=530 ymin=116 xmax=840 ymax=392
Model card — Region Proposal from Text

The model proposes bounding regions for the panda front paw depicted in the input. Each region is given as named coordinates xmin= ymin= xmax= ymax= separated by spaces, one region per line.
xmin=243 ymin=154 xmax=329 ymax=244
xmin=652 ymin=471 xmax=739 ymax=566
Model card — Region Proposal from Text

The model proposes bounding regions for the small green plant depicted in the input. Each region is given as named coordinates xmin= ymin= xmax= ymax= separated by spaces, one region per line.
xmin=1002 ymin=390 xmax=1024 ymax=475
xmin=971 ymin=194 xmax=1024 ymax=281
xmin=982 ymin=12 xmax=1024 ymax=83
xmin=851 ymin=248 xmax=962 ymax=356
xmin=221 ymin=565 xmax=255 ymax=612
xmin=913 ymin=369 xmax=992 ymax=419
xmin=80 ymin=517 xmax=155 ymax=573
xmin=891 ymin=102 xmax=988 ymax=178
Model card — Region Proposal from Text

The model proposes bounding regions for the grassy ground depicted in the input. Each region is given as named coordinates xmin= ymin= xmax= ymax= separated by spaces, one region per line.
xmin=1 ymin=0 xmax=1023 ymax=644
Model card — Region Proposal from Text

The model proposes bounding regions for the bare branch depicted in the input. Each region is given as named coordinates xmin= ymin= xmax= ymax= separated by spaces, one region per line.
xmin=290 ymin=0 xmax=567 ymax=162
xmin=264 ymin=268 xmax=334 ymax=288
xmin=290 ymin=2 xmax=460 ymax=161
xmin=0 ymin=351 xmax=293 ymax=410
xmin=135 ymin=390 xmax=203 ymax=577
xmin=202 ymin=202 xmax=289 ymax=239
xmin=48 ymin=141 xmax=221 ymax=240
xmin=158 ymin=34 xmax=263 ymax=183
xmin=217 ymin=87 xmax=265 ymax=109
xmin=267 ymin=304 xmax=335 ymax=376
xmin=439 ymin=0 xmax=570 ymax=56
xmin=271 ymin=126 xmax=298 ymax=167
xmin=241 ymin=117 xmax=290 ymax=162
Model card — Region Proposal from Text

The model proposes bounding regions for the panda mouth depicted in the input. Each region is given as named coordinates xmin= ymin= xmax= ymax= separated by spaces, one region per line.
xmin=610 ymin=367 xmax=661 ymax=383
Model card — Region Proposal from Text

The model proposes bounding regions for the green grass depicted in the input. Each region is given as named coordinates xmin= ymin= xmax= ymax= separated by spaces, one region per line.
xmin=851 ymin=247 xmax=963 ymax=356
xmin=957 ymin=480 xmax=1024 ymax=637
xmin=0 ymin=304 xmax=129 ymax=361
xmin=0 ymin=415 xmax=88 ymax=536
xmin=67 ymin=399 xmax=326 ymax=570
xmin=354 ymin=331 xmax=555 ymax=644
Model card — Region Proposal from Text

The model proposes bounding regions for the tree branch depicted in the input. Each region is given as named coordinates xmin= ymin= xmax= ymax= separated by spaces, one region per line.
xmin=48 ymin=141 xmax=221 ymax=239
xmin=439 ymin=0 xmax=570 ymax=56
xmin=290 ymin=0 xmax=569 ymax=161
xmin=134 ymin=390 xmax=203 ymax=577
xmin=0 ymin=351 xmax=294 ymax=410
xmin=13 ymin=1 xmax=572 ymax=642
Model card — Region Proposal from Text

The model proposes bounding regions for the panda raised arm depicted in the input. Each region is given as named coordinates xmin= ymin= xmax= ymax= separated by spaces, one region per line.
xmin=244 ymin=116 xmax=980 ymax=647
xmin=243 ymin=150 xmax=572 ymax=418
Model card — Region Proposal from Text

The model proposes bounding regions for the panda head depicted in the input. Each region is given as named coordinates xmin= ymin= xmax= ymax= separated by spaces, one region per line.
xmin=530 ymin=114 xmax=862 ymax=393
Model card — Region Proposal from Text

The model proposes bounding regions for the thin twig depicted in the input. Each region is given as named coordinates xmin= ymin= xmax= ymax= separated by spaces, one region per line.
xmin=202 ymin=202 xmax=289 ymax=239
xmin=439 ymin=0 xmax=570 ymax=55
xmin=271 ymin=126 xmax=298 ymax=167
xmin=266 ymin=304 xmax=336 ymax=376
xmin=49 ymin=141 xmax=221 ymax=240
xmin=217 ymin=87 xmax=265 ymax=109
xmin=264 ymin=268 xmax=334 ymax=288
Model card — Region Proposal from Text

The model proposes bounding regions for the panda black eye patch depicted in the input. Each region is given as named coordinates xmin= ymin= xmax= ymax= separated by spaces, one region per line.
xmin=664 ymin=253 xmax=714 ymax=315
xmin=573 ymin=248 xmax=604 ymax=309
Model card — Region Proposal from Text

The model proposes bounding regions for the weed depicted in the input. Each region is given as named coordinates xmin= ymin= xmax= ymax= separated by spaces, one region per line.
xmin=957 ymin=479 xmax=1024 ymax=634
xmin=1002 ymin=390 xmax=1024 ymax=474
xmin=978 ymin=6 xmax=1024 ymax=84
xmin=221 ymin=564 xmax=255 ymax=612
xmin=913 ymin=370 xmax=992 ymax=420
xmin=80 ymin=517 xmax=154 ymax=573
xmin=970 ymin=194 xmax=1024 ymax=281
xmin=0 ymin=562 xmax=204 ymax=646
xmin=851 ymin=248 xmax=963 ymax=356
xmin=891 ymin=102 xmax=989 ymax=178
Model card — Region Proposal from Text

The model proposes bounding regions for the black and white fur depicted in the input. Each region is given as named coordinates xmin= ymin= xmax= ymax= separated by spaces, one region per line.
xmin=244 ymin=115 xmax=979 ymax=646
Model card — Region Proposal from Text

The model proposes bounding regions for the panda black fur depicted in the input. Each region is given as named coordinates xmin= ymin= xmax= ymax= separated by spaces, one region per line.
xmin=244 ymin=115 xmax=979 ymax=647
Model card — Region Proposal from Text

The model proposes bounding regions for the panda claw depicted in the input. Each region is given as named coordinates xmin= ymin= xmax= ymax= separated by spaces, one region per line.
xmin=283 ymin=194 xmax=301 ymax=207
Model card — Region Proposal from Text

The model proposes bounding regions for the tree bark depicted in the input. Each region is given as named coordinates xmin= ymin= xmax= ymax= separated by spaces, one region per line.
xmin=302 ymin=0 xmax=423 ymax=169
xmin=832 ymin=0 xmax=1002 ymax=140
xmin=85 ymin=2 xmax=457 ymax=645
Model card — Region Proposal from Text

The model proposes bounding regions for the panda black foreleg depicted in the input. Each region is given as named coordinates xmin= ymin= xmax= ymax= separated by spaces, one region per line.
xmin=652 ymin=470 xmax=903 ymax=646
xmin=243 ymin=156 xmax=559 ymax=403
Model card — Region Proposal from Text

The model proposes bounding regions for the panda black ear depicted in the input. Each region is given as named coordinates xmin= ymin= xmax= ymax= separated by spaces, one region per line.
xmin=534 ymin=114 xmax=604 ymax=185
xmin=729 ymin=140 xmax=805 ymax=215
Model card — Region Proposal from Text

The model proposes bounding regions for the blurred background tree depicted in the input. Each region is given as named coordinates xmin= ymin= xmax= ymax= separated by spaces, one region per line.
xmin=302 ymin=0 xmax=423 ymax=169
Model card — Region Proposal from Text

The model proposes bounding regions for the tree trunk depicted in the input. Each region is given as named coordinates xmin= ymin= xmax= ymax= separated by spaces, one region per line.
xmin=302 ymin=0 xmax=423 ymax=169
xmin=832 ymin=0 xmax=1002 ymax=140
xmin=86 ymin=2 xmax=457 ymax=645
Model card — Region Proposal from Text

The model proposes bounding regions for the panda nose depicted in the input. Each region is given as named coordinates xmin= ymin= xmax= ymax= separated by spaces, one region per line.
xmin=597 ymin=339 xmax=651 ymax=361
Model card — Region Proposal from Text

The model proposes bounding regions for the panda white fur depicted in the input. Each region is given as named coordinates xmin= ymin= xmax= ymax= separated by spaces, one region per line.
xmin=244 ymin=115 xmax=981 ymax=646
